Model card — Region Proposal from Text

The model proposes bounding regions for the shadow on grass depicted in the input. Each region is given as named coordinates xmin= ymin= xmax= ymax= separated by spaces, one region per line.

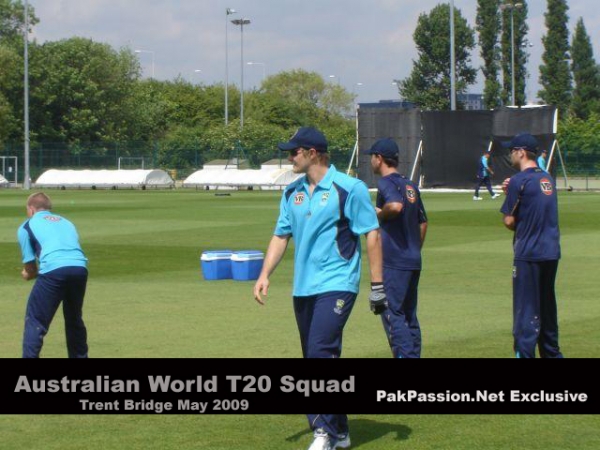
xmin=286 ymin=418 xmax=412 ymax=448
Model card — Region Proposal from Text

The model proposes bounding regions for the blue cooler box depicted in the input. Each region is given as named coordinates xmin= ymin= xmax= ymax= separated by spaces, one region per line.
xmin=201 ymin=250 xmax=233 ymax=280
xmin=231 ymin=250 xmax=264 ymax=281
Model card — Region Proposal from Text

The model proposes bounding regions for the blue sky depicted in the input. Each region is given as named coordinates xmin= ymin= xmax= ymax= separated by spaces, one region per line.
xmin=29 ymin=1 xmax=599 ymax=104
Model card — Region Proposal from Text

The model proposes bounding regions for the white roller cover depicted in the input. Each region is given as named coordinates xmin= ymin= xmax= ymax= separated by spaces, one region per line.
xmin=35 ymin=169 xmax=174 ymax=188
xmin=183 ymin=168 xmax=301 ymax=190
xmin=0 ymin=174 xmax=8 ymax=186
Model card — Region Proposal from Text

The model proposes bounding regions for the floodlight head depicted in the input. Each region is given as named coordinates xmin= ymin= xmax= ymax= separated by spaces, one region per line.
xmin=231 ymin=18 xmax=251 ymax=25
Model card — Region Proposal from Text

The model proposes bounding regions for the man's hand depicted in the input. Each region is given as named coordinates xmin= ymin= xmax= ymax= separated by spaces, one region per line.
xmin=369 ymin=283 xmax=387 ymax=315
xmin=253 ymin=276 xmax=270 ymax=305
xmin=21 ymin=262 xmax=38 ymax=281
xmin=502 ymin=178 xmax=511 ymax=195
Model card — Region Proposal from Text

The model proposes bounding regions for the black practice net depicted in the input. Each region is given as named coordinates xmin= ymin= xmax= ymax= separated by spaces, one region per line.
xmin=357 ymin=107 xmax=421 ymax=188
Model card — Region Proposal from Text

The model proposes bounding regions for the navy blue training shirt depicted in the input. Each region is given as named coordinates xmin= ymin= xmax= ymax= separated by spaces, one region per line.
xmin=500 ymin=167 xmax=561 ymax=261
xmin=376 ymin=173 xmax=427 ymax=270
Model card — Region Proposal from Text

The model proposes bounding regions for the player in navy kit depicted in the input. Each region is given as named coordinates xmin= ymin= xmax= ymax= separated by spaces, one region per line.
xmin=366 ymin=138 xmax=428 ymax=358
xmin=500 ymin=133 xmax=563 ymax=358
xmin=17 ymin=192 xmax=89 ymax=358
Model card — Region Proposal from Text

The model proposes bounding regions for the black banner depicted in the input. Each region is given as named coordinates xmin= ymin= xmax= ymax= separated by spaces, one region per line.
xmin=1 ymin=359 xmax=597 ymax=414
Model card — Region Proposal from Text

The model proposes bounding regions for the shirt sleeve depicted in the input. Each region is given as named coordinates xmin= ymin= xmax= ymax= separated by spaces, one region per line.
xmin=17 ymin=223 xmax=36 ymax=264
xmin=416 ymin=188 xmax=428 ymax=224
xmin=482 ymin=157 xmax=489 ymax=170
xmin=274 ymin=190 xmax=292 ymax=236
xmin=346 ymin=181 xmax=379 ymax=235
xmin=378 ymin=177 xmax=404 ymax=205
xmin=500 ymin=176 xmax=521 ymax=216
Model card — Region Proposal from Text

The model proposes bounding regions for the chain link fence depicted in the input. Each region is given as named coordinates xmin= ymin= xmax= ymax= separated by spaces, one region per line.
xmin=1 ymin=141 xmax=354 ymax=185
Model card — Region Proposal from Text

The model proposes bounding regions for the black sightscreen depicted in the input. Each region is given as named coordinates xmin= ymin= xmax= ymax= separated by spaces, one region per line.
xmin=421 ymin=111 xmax=494 ymax=188
xmin=357 ymin=107 xmax=421 ymax=188
xmin=356 ymin=106 xmax=558 ymax=189
xmin=491 ymin=106 xmax=558 ymax=178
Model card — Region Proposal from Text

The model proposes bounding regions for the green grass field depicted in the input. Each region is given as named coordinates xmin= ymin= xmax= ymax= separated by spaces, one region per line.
xmin=1 ymin=189 xmax=599 ymax=449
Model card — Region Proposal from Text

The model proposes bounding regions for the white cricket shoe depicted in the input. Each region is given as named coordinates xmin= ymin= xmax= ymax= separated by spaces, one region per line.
xmin=308 ymin=429 xmax=336 ymax=450
xmin=473 ymin=196 xmax=483 ymax=201
xmin=491 ymin=193 xmax=501 ymax=199
xmin=336 ymin=433 xmax=351 ymax=448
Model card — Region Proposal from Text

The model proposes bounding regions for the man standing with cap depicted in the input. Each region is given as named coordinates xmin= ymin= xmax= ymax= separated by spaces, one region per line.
xmin=474 ymin=150 xmax=501 ymax=200
xmin=366 ymin=138 xmax=428 ymax=358
xmin=253 ymin=126 xmax=383 ymax=450
xmin=538 ymin=149 xmax=549 ymax=172
xmin=500 ymin=133 xmax=563 ymax=358
xmin=17 ymin=192 xmax=89 ymax=358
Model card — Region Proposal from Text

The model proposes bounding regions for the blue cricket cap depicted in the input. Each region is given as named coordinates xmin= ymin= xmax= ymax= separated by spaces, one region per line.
xmin=363 ymin=138 xmax=400 ymax=159
xmin=502 ymin=133 xmax=540 ymax=154
xmin=278 ymin=127 xmax=328 ymax=152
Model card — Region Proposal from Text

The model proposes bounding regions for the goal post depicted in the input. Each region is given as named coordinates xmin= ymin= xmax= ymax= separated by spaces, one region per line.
xmin=117 ymin=157 xmax=146 ymax=170
xmin=0 ymin=156 xmax=18 ymax=186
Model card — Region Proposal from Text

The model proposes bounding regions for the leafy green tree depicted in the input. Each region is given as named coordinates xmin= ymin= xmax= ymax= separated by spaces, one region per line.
xmin=500 ymin=1 xmax=529 ymax=106
xmin=29 ymin=37 xmax=140 ymax=145
xmin=570 ymin=18 xmax=600 ymax=120
xmin=250 ymin=69 xmax=353 ymax=127
xmin=477 ymin=0 xmax=502 ymax=109
xmin=398 ymin=4 xmax=477 ymax=110
xmin=0 ymin=43 xmax=21 ymax=142
xmin=0 ymin=0 xmax=38 ymax=46
xmin=539 ymin=0 xmax=572 ymax=115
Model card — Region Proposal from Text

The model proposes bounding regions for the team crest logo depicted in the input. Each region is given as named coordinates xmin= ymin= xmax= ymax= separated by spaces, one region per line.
xmin=406 ymin=186 xmax=417 ymax=204
xmin=294 ymin=193 xmax=305 ymax=205
xmin=540 ymin=178 xmax=553 ymax=196
xmin=334 ymin=299 xmax=345 ymax=315
xmin=44 ymin=216 xmax=61 ymax=222
xmin=320 ymin=192 xmax=330 ymax=206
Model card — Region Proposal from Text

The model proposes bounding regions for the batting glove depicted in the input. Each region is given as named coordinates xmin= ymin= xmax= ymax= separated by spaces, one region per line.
xmin=369 ymin=282 xmax=387 ymax=315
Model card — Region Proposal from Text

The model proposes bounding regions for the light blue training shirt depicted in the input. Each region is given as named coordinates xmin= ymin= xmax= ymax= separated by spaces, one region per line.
xmin=275 ymin=165 xmax=379 ymax=297
xmin=18 ymin=210 xmax=88 ymax=274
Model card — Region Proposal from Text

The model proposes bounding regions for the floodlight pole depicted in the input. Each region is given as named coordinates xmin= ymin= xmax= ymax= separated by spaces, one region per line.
xmin=225 ymin=8 xmax=237 ymax=126
xmin=449 ymin=0 xmax=456 ymax=111
xmin=232 ymin=18 xmax=251 ymax=129
xmin=23 ymin=0 xmax=31 ymax=189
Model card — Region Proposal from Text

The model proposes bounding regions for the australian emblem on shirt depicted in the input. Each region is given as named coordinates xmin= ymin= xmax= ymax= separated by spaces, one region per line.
xmin=406 ymin=186 xmax=417 ymax=204
xmin=540 ymin=178 xmax=553 ymax=196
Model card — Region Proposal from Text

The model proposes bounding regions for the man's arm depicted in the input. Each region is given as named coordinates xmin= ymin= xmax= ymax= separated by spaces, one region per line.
xmin=420 ymin=222 xmax=428 ymax=248
xmin=376 ymin=202 xmax=403 ymax=222
xmin=365 ymin=229 xmax=383 ymax=283
xmin=253 ymin=234 xmax=290 ymax=305
xmin=21 ymin=261 xmax=38 ymax=281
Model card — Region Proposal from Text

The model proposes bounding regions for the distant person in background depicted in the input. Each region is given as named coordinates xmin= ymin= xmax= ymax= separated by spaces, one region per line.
xmin=537 ymin=149 xmax=549 ymax=172
xmin=366 ymin=138 xmax=428 ymax=358
xmin=17 ymin=192 xmax=89 ymax=358
xmin=474 ymin=150 xmax=501 ymax=200
xmin=500 ymin=133 xmax=563 ymax=358
xmin=253 ymin=127 xmax=383 ymax=450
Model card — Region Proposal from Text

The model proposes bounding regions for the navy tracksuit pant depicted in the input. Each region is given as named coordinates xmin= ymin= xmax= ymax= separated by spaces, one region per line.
xmin=294 ymin=291 xmax=356 ymax=440
xmin=381 ymin=268 xmax=421 ymax=358
xmin=23 ymin=266 xmax=88 ymax=358
xmin=513 ymin=260 xmax=563 ymax=358
xmin=475 ymin=176 xmax=494 ymax=197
